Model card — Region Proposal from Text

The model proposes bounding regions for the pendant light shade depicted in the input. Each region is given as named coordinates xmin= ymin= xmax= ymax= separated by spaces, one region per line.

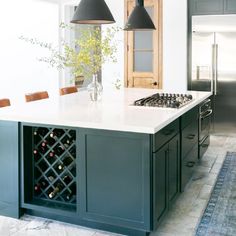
xmin=71 ymin=0 xmax=115 ymax=25
xmin=124 ymin=0 xmax=156 ymax=31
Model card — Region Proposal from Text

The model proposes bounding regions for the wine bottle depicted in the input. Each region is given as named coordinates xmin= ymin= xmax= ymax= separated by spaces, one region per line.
xmin=36 ymin=127 xmax=49 ymax=136
xmin=48 ymin=151 xmax=55 ymax=158
xmin=66 ymin=183 xmax=76 ymax=201
xmin=34 ymin=179 xmax=48 ymax=193
xmin=39 ymin=145 xmax=48 ymax=154
xmin=62 ymin=135 xmax=74 ymax=146
xmin=69 ymin=130 xmax=76 ymax=139
xmin=47 ymin=136 xmax=56 ymax=146
xmin=48 ymin=175 xmax=55 ymax=182
xmin=49 ymin=183 xmax=64 ymax=199
xmin=57 ymin=156 xmax=73 ymax=171
xmin=54 ymin=145 xmax=65 ymax=156
xmin=33 ymin=131 xmax=41 ymax=144
xmin=62 ymin=175 xmax=72 ymax=185
xmin=33 ymin=149 xmax=40 ymax=160
xmin=50 ymin=129 xmax=64 ymax=139
xmin=41 ymin=141 xmax=47 ymax=147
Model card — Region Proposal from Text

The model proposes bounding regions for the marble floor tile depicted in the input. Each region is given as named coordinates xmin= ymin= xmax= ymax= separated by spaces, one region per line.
xmin=198 ymin=184 xmax=213 ymax=200
xmin=0 ymin=134 xmax=235 ymax=236
xmin=188 ymin=199 xmax=208 ymax=218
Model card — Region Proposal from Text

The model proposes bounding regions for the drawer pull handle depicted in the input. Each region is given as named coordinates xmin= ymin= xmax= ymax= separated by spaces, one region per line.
xmin=187 ymin=134 xmax=195 ymax=140
xmin=200 ymin=109 xmax=213 ymax=119
xmin=201 ymin=144 xmax=209 ymax=148
xmin=163 ymin=129 xmax=174 ymax=136
xmin=186 ymin=161 xmax=195 ymax=168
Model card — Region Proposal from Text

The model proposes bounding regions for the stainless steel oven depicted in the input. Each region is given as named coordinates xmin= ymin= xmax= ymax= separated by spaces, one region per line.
xmin=199 ymin=98 xmax=212 ymax=158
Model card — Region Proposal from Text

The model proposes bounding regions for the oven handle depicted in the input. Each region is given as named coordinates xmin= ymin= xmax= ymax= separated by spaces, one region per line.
xmin=200 ymin=109 xmax=213 ymax=119
xmin=201 ymin=98 xmax=211 ymax=107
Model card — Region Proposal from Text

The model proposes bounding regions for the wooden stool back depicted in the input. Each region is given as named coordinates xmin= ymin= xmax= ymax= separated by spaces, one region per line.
xmin=25 ymin=91 xmax=49 ymax=102
xmin=0 ymin=98 xmax=11 ymax=108
xmin=60 ymin=86 xmax=78 ymax=96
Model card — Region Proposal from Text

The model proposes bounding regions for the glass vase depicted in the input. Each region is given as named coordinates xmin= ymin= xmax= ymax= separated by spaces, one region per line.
xmin=87 ymin=74 xmax=103 ymax=101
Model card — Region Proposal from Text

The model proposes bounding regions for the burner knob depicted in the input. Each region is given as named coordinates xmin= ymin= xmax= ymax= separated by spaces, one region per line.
xmin=187 ymin=94 xmax=193 ymax=100
xmin=174 ymin=101 xmax=180 ymax=108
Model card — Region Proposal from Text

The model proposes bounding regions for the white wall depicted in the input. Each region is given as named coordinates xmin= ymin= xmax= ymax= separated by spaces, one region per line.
xmin=102 ymin=0 xmax=125 ymax=89
xmin=163 ymin=0 xmax=188 ymax=92
xmin=0 ymin=0 xmax=60 ymax=105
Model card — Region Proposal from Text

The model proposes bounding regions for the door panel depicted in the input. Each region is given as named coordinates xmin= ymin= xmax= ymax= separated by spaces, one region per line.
xmin=0 ymin=121 xmax=20 ymax=218
xmin=125 ymin=0 xmax=162 ymax=89
xmin=191 ymin=32 xmax=214 ymax=91
xmin=192 ymin=0 xmax=224 ymax=15
xmin=153 ymin=145 xmax=167 ymax=230
xmin=214 ymin=32 xmax=236 ymax=133
xmin=168 ymin=135 xmax=180 ymax=204
xmin=224 ymin=0 xmax=236 ymax=14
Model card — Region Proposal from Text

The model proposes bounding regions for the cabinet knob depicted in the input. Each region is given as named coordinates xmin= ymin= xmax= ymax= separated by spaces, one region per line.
xmin=153 ymin=81 xmax=158 ymax=86
xmin=186 ymin=161 xmax=195 ymax=168
xmin=187 ymin=134 xmax=195 ymax=140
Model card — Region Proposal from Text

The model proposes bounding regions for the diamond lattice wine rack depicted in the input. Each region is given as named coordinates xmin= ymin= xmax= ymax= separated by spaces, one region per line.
xmin=22 ymin=125 xmax=77 ymax=211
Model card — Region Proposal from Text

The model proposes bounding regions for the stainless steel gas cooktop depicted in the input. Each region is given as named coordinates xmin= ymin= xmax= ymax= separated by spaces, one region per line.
xmin=133 ymin=93 xmax=193 ymax=108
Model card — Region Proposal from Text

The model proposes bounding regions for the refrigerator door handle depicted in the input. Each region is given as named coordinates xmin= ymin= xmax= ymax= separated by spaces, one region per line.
xmin=212 ymin=44 xmax=216 ymax=94
xmin=215 ymin=44 xmax=218 ymax=95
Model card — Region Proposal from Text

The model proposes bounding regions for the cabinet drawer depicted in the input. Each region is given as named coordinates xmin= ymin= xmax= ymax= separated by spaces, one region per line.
xmin=182 ymin=119 xmax=198 ymax=158
xmin=153 ymin=119 xmax=179 ymax=152
xmin=192 ymin=0 xmax=224 ymax=15
xmin=181 ymin=106 xmax=198 ymax=129
xmin=181 ymin=143 xmax=198 ymax=191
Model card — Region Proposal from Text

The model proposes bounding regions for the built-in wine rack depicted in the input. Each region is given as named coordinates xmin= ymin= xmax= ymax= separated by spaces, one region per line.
xmin=32 ymin=126 xmax=77 ymax=206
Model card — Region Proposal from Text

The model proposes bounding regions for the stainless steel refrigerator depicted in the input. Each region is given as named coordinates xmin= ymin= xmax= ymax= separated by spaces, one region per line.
xmin=191 ymin=15 xmax=236 ymax=133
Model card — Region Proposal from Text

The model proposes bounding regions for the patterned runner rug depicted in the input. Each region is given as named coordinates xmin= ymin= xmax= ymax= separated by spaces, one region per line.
xmin=195 ymin=152 xmax=236 ymax=236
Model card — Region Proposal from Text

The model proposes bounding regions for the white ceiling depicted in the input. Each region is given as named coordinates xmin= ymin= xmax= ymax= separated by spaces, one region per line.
xmin=192 ymin=14 xmax=236 ymax=32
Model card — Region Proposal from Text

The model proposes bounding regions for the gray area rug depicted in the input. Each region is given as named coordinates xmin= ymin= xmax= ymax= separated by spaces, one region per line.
xmin=195 ymin=152 xmax=236 ymax=236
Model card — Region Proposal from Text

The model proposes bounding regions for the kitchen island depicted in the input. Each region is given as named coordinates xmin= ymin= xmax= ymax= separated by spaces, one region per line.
xmin=0 ymin=88 xmax=212 ymax=236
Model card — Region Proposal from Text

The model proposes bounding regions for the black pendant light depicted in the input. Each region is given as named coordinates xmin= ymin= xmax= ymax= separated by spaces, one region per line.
xmin=71 ymin=0 xmax=115 ymax=24
xmin=124 ymin=0 xmax=156 ymax=31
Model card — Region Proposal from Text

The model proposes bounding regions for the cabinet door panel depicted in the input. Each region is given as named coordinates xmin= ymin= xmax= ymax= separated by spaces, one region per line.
xmin=79 ymin=129 xmax=151 ymax=230
xmin=153 ymin=145 xmax=167 ymax=230
xmin=181 ymin=143 xmax=198 ymax=191
xmin=192 ymin=0 xmax=224 ymax=15
xmin=168 ymin=135 xmax=180 ymax=204
xmin=0 ymin=121 xmax=20 ymax=218
xmin=224 ymin=0 xmax=236 ymax=13
xmin=182 ymin=119 xmax=198 ymax=158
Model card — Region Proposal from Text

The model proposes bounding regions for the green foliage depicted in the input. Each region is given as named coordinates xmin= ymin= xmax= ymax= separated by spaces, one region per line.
xmin=19 ymin=23 xmax=120 ymax=79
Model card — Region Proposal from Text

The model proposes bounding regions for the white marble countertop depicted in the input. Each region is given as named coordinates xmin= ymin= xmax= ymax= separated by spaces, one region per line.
xmin=0 ymin=88 xmax=212 ymax=134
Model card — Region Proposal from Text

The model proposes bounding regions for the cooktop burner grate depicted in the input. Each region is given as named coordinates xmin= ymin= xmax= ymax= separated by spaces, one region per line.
xmin=133 ymin=93 xmax=193 ymax=108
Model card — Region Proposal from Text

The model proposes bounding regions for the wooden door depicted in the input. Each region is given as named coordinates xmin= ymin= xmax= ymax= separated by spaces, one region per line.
xmin=125 ymin=0 xmax=162 ymax=89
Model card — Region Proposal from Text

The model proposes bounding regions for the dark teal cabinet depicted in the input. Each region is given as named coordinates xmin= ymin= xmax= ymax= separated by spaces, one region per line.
xmin=181 ymin=108 xmax=199 ymax=191
xmin=168 ymin=135 xmax=180 ymax=205
xmin=153 ymin=144 xmax=167 ymax=229
xmin=78 ymin=129 xmax=151 ymax=233
xmin=224 ymin=0 xmax=236 ymax=13
xmin=0 ymin=121 xmax=20 ymax=218
xmin=0 ymin=105 xmax=202 ymax=235
xmin=153 ymin=134 xmax=180 ymax=230
xmin=190 ymin=0 xmax=236 ymax=15
xmin=191 ymin=0 xmax=224 ymax=15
